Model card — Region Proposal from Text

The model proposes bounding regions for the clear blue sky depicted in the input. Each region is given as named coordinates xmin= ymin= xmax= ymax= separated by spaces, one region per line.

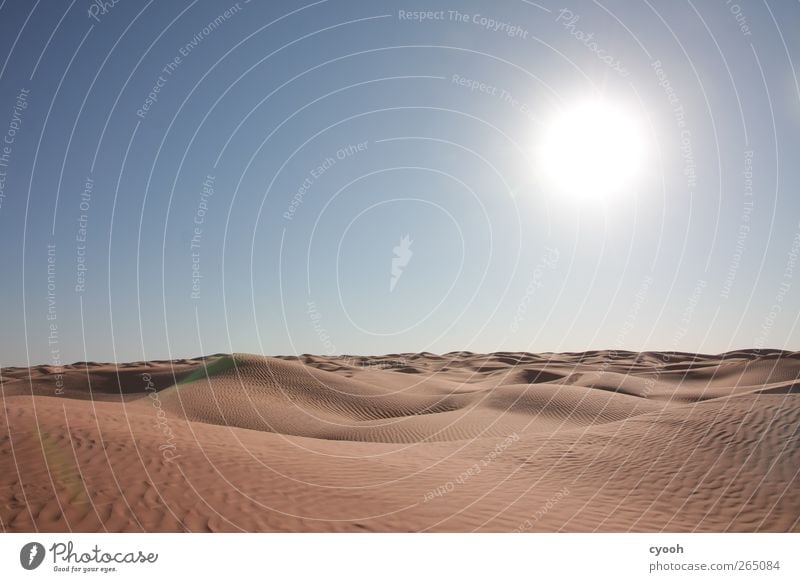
xmin=0 ymin=0 xmax=798 ymax=366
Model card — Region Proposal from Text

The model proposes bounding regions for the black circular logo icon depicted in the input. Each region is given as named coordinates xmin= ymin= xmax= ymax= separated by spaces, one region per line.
xmin=20 ymin=542 xmax=46 ymax=570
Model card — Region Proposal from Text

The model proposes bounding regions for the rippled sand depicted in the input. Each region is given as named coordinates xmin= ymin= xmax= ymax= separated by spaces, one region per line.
xmin=2 ymin=350 xmax=798 ymax=531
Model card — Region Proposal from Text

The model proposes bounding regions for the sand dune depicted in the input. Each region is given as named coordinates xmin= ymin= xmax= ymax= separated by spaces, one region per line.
xmin=1 ymin=350 xmax=798 ymax=532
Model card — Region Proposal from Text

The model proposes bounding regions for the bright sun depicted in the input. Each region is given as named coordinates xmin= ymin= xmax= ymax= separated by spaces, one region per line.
xmin=537 ymin=101 xmax=647 ymax=201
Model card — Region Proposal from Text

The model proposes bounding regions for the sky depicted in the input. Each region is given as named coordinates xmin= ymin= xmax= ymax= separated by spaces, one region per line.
xmin=0 ymin=0 xmax=798 ymax=366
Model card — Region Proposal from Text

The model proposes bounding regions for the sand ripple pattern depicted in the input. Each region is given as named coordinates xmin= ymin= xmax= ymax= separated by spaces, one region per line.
xmin=2 ymin=350 xmax=799 ymax=532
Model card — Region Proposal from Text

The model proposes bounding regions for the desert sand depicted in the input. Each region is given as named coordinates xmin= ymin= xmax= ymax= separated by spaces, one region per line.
xmin=1 ymin=350 xmax=798 ymax=532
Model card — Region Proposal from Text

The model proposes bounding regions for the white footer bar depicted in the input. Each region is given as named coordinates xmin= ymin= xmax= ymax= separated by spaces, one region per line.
xmin=1 ymin=533 xmax=797 ymax=581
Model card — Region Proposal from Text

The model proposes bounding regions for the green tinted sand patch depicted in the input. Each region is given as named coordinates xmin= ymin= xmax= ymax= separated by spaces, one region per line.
xmin=175 ymin=355 xmax=236 ymax=386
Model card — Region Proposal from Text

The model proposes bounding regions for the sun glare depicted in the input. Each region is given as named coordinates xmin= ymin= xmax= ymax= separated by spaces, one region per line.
xmin=537 ymin=100 xmax=647 ymax=201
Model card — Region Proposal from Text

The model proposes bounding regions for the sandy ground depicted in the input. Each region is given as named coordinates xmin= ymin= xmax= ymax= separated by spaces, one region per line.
xmin=1 ymin=350 xmax=798 ymax=532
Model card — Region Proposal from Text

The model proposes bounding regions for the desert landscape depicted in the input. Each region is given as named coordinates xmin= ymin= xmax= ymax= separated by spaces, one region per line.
xmin=1 ymin=350 xmax=798 ymax=532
